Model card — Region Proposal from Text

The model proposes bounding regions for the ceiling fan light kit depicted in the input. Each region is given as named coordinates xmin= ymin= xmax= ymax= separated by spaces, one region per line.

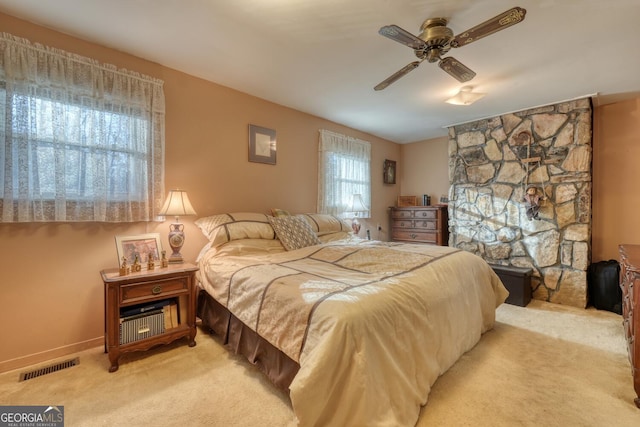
xmin=445 ymin=86 xmax=486 ymax=106
xmin=375 ymin=6 xmax=526 ymax=90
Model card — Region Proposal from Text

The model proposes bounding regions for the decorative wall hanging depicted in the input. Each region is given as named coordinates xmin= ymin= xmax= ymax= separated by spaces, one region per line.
xmin=517 ymin=131 xmax=548 ymax=200
xmin=249 ymin=124 xmax=277 ymax=165
xmin=383 ymin=159 xmax=396 ymax=184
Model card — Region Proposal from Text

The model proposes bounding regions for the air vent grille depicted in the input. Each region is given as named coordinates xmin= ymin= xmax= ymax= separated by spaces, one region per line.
xmin=19 ymin=357 xmax=80 ymax=382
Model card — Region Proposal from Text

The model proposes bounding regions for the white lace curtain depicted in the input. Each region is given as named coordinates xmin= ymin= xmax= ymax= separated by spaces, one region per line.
xmin=317 ymin=129 xmax=371 ymax=217
xmin=0 ymin=33 xmax=165 ymax=222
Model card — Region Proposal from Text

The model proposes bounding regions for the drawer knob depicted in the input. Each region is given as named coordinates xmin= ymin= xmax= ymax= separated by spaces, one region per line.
xmin=421 ymin=212 xmax=427 ymax=217
xmin=151 ymin=285 xmax=162 ymax=295
xmin=410 ymin=233 xmax=418 ymax=239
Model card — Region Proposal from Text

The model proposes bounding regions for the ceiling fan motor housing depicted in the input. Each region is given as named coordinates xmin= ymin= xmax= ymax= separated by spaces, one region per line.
xmin=416 ymin=18 xmax=453 ymax=62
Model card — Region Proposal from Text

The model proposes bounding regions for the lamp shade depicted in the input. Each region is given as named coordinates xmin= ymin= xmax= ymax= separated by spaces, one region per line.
xmin=349 ymin=194 xmax=368 ymax=214
xmin=159 ymin=190 xmax=197 ymax=217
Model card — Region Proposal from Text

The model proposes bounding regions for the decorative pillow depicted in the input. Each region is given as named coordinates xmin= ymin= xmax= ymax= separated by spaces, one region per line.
xmin=299 ymin=213 xmax=352 ymax=236
xmin=270 ymin=208 xmax=291 ymax=217
xmin=194 ymin=213 xmax=276 ymax=247
xmin=267 ymin=215 xmax=321 ymax=251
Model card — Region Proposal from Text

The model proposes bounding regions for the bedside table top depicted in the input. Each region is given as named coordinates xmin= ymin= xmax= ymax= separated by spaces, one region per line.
xmin=101 ymin=262 xmax=199 ymax=282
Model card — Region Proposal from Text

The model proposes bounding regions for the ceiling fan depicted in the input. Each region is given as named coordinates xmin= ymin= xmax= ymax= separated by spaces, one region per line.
xmin=374 ymin=6 xmax=526 ymax=91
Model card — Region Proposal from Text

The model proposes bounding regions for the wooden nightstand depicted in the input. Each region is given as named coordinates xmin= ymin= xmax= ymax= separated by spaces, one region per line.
xmin=101 ymin=263 xmax=199 ymax=372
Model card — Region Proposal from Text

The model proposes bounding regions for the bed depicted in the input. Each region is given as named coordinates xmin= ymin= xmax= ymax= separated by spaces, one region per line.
xmin=195 ymin=212 xmax=508 ymax=426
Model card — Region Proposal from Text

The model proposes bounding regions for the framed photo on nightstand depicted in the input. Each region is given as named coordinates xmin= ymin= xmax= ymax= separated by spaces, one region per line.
xmin=115 ymin=233 xmax=162 ymax=267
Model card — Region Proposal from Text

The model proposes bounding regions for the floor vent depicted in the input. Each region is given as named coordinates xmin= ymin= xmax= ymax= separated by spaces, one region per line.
xmin=19 ymin=357 xmax=80 ymax=382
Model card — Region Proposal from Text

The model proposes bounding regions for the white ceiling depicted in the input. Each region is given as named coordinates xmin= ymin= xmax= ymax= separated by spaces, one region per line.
xmin=0 ymin=0 xmax=639 ymax=143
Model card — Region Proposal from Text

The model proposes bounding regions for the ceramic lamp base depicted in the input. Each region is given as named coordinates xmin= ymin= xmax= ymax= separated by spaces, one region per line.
xmin=167 ymin=222 xmax=185 ymax=264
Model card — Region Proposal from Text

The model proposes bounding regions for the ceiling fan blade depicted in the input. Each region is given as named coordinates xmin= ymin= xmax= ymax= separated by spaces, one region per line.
xmin=438 ymin=57 xmax=476 ymax=82
xmin=378 ymin=25 xmax=426 ymax=50
xmin=374 ymin=61 xmax=422 ymax=91
xmin=450 ymin=7 xmax=526 ymax=48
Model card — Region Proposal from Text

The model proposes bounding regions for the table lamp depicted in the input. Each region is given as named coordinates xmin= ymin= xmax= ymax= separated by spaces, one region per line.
xmin=158 ymin=189 xmax=197 ymax=264
xmin=349 ymin=194 xmax=368 ymax=234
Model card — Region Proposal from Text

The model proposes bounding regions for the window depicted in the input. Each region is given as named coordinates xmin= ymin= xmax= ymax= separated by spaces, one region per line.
xmin=317 ymin=129 xmax=371 ymax=217
xmin=0 ymin=33 xmax=165 ymax=222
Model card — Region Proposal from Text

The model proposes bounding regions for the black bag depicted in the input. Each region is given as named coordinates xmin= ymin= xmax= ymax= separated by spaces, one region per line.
xmin=587 ymin=260 xmax=622 ymax=314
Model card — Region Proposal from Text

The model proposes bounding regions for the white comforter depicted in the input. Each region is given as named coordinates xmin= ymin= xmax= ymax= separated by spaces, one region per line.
xmin=198 ymin=237 xmax=507 ymax=426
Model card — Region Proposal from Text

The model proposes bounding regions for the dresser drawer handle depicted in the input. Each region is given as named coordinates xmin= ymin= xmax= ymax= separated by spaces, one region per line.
xmin=410 ymin=233 xmax=418 ymax=239
xmin=151 ymin=285 xmax=162 ymax=295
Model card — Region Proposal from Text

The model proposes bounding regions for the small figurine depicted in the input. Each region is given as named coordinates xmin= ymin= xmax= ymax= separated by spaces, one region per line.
xmin=132 ymin=254 xmax=142 ymax=272
xmin=160 ymin=250 xmax=168 ymax=268
xmin=523 ymin=185 xmax=541 ymax=220
xmin=147 ymin=252 xmax=155 ymax=270
xmin=119 ymin=257 xmax=130 ymax=276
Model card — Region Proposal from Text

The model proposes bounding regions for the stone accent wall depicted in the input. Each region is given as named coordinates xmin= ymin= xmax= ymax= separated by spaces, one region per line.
xmin=447 ymin=98 xmax=592 ymax=307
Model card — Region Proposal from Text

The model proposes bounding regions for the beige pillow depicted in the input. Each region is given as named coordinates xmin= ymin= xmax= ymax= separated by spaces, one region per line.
xmin=195 ymin=213 xmax=276 ymax=247
xmin=270 ymin=208 xmax=291 ymax=217
xmin=268 ymin=215 xmax=321 ymax=251
xmin=299 ymin=213 xmax=352 ymax=236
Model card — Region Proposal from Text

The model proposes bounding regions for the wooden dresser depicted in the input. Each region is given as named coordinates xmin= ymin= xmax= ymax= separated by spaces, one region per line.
xmin=618 ymin=244 xmax=640 ymax=408
xmin=390 ymin=205 xmax=448 ymax=246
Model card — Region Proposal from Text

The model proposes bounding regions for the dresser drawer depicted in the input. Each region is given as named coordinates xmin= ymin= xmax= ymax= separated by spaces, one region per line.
xmin=391 ymin=210 xmax=414 ymax=219
xmin=393 ymin=219 xmax=415 ymax=229
xmin=120 ymin=277 xmax=189 ymax=305
xmin=391 ymin=209 xmax=438 ymax=220
xmin=415 ymin=220 xmax=436 ymax=230
xmin=392 ymin=220 xmax=437 ymax=230
xmin=413 ymin=209 xmax=437 ymax=220
xmin=392 ymin=230 xmax=438 ymax=243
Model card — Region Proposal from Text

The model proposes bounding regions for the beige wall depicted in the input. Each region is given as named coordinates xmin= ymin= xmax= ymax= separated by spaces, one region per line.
xmin=593 ymin=98 xmax=640 ymax=260
xmin=0 ymin=13 xmax=400 ymax=371
xmin=399 ymin=136 xmax=450 ymax=205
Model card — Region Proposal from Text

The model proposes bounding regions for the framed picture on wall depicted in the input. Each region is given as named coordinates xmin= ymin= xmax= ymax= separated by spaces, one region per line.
xmin=249 ymin=124 xmax=277 ymax=165
xmin=383 ymin=159 xmax=396 ymax=184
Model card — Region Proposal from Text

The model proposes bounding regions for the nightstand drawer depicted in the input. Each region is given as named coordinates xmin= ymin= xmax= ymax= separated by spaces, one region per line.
xmin=120 ymin=277 xmax=189 ymax=305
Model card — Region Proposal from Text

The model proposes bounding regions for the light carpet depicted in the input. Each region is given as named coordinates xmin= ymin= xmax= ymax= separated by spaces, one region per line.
xmin=1 ymin=300 xmax=639 ymax=426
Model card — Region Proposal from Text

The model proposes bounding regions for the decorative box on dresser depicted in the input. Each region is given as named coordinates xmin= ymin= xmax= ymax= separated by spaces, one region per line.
xmin=618 ymin=244 xmax=640 ymax=408
xmin=390 ymin=205 xmax=449 ymax=246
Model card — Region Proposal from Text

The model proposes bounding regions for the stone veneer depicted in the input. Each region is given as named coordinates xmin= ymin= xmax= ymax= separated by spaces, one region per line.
xmin=447 ymin=98 xmax=592 ymax=307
